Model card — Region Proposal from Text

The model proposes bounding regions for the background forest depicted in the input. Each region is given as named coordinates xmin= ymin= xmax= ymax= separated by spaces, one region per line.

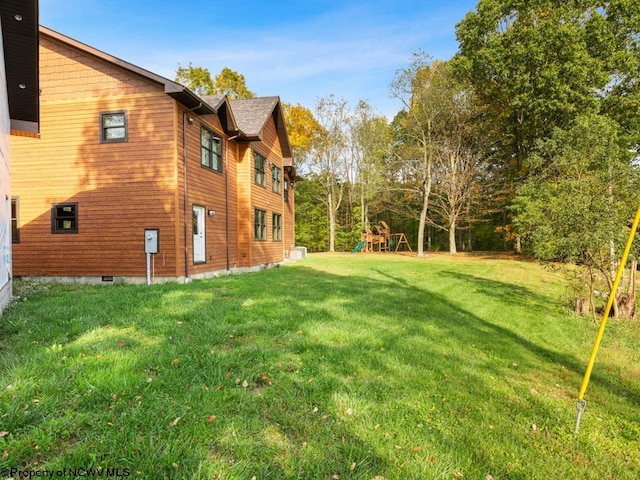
xmin=286 ymin=0 xmax=639 ymax=260
xmin=177 ymin=0 xmax=639 ymax=314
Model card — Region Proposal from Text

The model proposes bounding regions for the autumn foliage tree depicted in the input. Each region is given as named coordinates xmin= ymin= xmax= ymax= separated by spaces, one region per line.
xmin=175 ymin=64 xmax=255 ymax=99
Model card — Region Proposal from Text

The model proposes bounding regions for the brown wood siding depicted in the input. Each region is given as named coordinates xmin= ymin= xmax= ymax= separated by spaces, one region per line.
xmin=175 ymin=105 xmax=239 ymax=275
xmin=40 ymin=33 xmax=164 ymax=102
xmin=236 ymin=144 xmax=253 ymax=267
xmin=11 ymin=34 xmax=180 ymax=278
xmin=245 ymin=116 xmax=287 ymax=266
xmin=10 ymin=31 xmax=292 ymax=279
xmin=11 ymin=93 xmax=179 ymax=277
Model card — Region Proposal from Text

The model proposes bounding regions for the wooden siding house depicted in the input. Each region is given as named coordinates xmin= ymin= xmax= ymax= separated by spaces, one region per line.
xmin=1 ymin=0 xmax=40 ymax=312
xmin=10 ymin=26 xmax=296 ymax=283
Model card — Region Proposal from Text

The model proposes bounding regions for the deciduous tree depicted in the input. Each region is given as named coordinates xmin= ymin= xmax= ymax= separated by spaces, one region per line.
xmin=513 ymin=114 xmax=639 ymax=318
xmin=175 ymin=65 xmax=255 ymax=99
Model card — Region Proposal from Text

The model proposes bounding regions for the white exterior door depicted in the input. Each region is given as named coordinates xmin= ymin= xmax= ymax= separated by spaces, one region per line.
xmin=192 ymin=205 xmax=206 ymax=263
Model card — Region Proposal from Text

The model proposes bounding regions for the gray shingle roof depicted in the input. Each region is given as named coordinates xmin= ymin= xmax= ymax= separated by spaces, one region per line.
xmin=230 ymin=97 xmax=280 ymax=137
xmin=229 ymin=97 xmax=292 ymax=162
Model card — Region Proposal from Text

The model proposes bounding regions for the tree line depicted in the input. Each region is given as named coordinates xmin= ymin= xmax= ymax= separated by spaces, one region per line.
xmin=176 ymin=0 xmax=640 ymax=316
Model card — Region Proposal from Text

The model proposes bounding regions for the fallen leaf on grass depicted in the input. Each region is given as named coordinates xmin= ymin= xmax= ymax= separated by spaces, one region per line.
xmin=531 ymin=423 xmax=537 ymax=432
xmin=207 ymin=415 xmax=217 ymax=422
xmin=2 ymin=450 xmax=8 ymax=458
xmin=0 ymin=431 xmax=8 ymax=437
xmin=171 ymin=358 xmax=180 ymax=366
xmin=170 ymin=417 xmax=181 ymax=427
xmin=350 ymin=462 xmax=356 ymax=470
xmin=242 ymin=380 xmax=249 ymax=388
xmin=530 ymin=388 xmax=538 ymax=395
xmin=452 ymin=471 xmax=464 ymax=478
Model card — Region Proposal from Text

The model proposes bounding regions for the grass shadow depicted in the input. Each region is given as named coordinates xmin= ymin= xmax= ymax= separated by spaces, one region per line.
xmin=1 ymin=257 xmax=639 ymax=479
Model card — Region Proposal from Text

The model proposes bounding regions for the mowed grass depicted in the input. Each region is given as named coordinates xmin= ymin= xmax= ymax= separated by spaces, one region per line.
xmin=1 ymin=253 xmax=639 ymax=479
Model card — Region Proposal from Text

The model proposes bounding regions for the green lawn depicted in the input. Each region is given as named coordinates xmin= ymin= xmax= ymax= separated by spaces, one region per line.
xmin=1 ymin=253 xmax=639 ymax=479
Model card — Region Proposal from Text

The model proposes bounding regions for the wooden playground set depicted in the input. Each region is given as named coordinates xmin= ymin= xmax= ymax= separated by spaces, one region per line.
xmin=353 ymin=220 xmax=413 ymax=253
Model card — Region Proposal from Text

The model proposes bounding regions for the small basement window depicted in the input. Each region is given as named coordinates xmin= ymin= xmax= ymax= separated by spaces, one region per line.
xmin=100 ymin=111 xmax=127 ymax=143
xmin=52 ymin=203 xmax=78 ymax=233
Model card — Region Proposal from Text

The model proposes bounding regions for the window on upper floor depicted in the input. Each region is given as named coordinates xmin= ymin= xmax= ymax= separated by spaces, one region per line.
xmin=100 ymin=111 xmax=127 ymax=143
xmin=272 ymin=166 xmax=281 ymax=194
xmin=52 ymin=203 xmax=78 ymax=234
xmin=201 ymin=127 xmax=222 ymax=172
xmin=254 ymin=151 xmax=266 ymax=187
xmin=254 ymin=208 xmax=267 ymax=241
xmin=284 ymin=178 xmax=289 ymax=203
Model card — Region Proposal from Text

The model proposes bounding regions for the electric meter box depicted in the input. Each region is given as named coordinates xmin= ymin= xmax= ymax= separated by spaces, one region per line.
xmin=144 ymin=229 xmax=159 ymax=254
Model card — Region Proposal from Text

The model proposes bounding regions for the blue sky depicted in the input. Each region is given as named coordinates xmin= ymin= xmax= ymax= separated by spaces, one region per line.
xmin=40 ymin=0 xmax=478 ymax=118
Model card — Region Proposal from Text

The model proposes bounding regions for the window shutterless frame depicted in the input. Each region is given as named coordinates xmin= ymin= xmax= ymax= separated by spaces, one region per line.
xmin=272 ymin=166 xmax=281 ymax=194
xmin=201 ymin=126 xmax=223 ymax=172
xmin=254 ymin=151 xmax=266 ymax=187
xmin=100 ymin=111 xmax=128 ymax=143
xmin=254 ymin=208 xmax=267 ymax=241
xmin=52 ymin=203 xmax=78 ymax=234
xmin=11 ymin=197 xmax=19 ymax=243
xmin=272 ymin=213 xmax=282 ymax=241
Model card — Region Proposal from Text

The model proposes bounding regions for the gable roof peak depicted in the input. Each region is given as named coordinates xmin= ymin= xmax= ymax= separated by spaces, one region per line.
xmin=39 ymin=25 xmax=218 ymax=117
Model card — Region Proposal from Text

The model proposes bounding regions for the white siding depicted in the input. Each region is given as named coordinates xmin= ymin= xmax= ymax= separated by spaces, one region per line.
xmin=0 ymin=19 xmax=12 ymax=313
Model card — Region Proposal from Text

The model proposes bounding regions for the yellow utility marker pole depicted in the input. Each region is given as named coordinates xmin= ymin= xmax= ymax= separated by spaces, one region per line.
xmin=574 ymin=201 xmax=640 ymax=435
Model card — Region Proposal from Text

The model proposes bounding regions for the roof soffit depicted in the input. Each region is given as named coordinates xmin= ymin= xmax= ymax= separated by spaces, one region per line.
xmin=1 ymin=0 xmax=40 ymax=133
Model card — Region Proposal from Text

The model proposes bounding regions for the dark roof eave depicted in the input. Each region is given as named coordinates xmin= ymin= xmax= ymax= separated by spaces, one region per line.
xmin=166 ymin=89 xmax=216 ymax=116
xmin=2 ymin=0 xmax=40 ymax=133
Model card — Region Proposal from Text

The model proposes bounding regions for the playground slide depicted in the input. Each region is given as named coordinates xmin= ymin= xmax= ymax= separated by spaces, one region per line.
xmin=352 ymin=240 xmax=365 ymax=253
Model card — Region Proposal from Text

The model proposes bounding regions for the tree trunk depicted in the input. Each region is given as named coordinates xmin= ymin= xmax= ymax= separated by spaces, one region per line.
xmin=417 ymin=192 xmax=428 ymax=257
xmin=449 ymin=218 xmax=457 ymax=254
xmin=328 ymin=192 xmax=335 ymax=252
xmin=417 ymin=172 xmax=432 ymax=257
